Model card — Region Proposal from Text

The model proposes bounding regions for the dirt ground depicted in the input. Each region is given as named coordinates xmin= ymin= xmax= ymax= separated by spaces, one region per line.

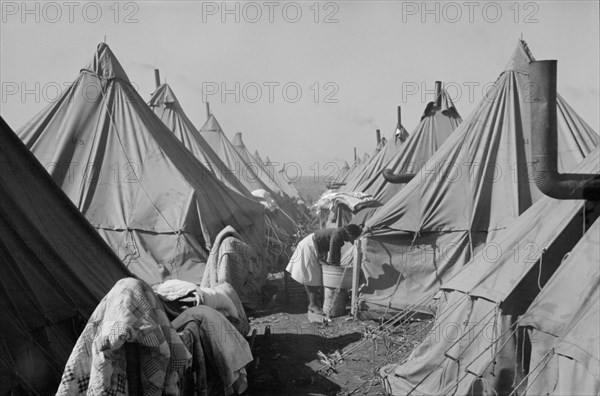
xmin=243 ymin=279 xmax=431 ymax=396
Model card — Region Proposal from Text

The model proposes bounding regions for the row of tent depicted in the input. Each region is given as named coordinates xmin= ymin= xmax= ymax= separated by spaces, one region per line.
xmin=318 ymin=79 xmax=463 ymax=227
xmin=324 ymin=39 xmax=597 ymax=314
xmin=320 ymin=40 xmax=599 ymax=394
xmin=2 ymin=37 xmax=598 ymax=394
xmin=17 ymin=43 xmax=304 ymax=284
xmin=1 ymin=42 xmax=305 ymax=393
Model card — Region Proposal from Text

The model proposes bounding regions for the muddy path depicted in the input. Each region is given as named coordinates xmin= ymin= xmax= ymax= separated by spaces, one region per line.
xmin=244 ymin=288 xmax=430 ymax=396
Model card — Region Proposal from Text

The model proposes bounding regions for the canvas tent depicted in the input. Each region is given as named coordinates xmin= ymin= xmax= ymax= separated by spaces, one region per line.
xmin=327 ymin=86 xmax=461 ymax=228
xmin=380 ymin=147 xmax=600 ymax=395
xmin=333 ymin=161 xmax=351 ymax=186
xmin=240 ymin=133 xmax=303 ymax=218
xmin=395 ymin=122 xmax=410 ymax=143
xmin=256 ymin=152 xmax=301 ymax=201
xmin=518 ymin=217 xmax=600 ymax=396
xmin=339 ymin=138 xmax=386 ymax=194
xmin=253 ymin=151 xmax=284 ymax=197
xmin=339 ymin=124 xmax=408 ymax=195
xmin=148 ymin=83 xmax=255 ymax=198
xmin=231 ymin=133 xmax=298 ymax=222
xmin=16 ymin=43 xmax=265 ymax=286
xmin=0 ymin=117 xmax=130 ymax=394
xmin=249 ymin=151 xmax=301 ymax=238
xmin=199 ymin=114 xmax=282 ymax=197
xmin=273 ymin=160 xmax=302 ymax=201
xmin=231 ymin=132 xmax=286 ymax=199
xmin=351 ymin=87 xmax=461 ymax=205
xmin=198 ymin=114 xmax=300 ymax=268
xmin=339 ymin=156 xmax=364 ymax=186
xmin=358 ymin=40 xmax=598 ymax=315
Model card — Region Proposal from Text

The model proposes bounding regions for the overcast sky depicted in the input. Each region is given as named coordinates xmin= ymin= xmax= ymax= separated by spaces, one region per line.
xmin=1 ymin=1 xmax=598 ymax=176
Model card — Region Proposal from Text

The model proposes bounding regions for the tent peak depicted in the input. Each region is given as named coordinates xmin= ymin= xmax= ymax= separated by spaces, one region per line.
xmin=232 ymin=132 xmax=245 ymax=148
xmin=504 ymin=38 xmax=535 ymax=73
xmin=82 ymin=42 xmax=130 ymax=83
xmin=420 ymin=86 xmax=460 ymax=121
xmin=148 ymin=83 xmax=179 ymax=109
xmin=199 ymin=113 xmax=224 ymax=133
xmin=253 ymin=150 xmax=265 ymax=165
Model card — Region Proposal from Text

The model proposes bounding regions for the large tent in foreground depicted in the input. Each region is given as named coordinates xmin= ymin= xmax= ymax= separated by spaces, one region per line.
xmin=519 ymin=217 xmax=599 ymax=396
xmin=358 ymin=40 xmax=598 ymax=315
xmin=17 ymin=43 xmax=265 ymax=285
xmin=0 ymin=117 xmax=130 ymax=394
xmin=380 ymin=148 xmax=600 ymax=395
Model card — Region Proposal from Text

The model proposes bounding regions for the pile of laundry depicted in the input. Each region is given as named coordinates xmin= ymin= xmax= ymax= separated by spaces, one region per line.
xmin=313 ymin=191 xmax=378 ymax=215
xmin=56 ymin=277 xmax=253 ymax=396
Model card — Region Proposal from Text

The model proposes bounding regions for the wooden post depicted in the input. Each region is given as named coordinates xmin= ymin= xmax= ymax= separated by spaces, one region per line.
xmin=205 ymin=102 xmax=211 ymax=119
xmin=351 ymin=238 xmax=363 ymax=319
xmin=376 ymin=129 xmax=381 ymax=145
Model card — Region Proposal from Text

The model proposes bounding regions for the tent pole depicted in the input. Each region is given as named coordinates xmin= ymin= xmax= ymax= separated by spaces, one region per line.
xmin=351 ymin=239 xmax=362 ymax=319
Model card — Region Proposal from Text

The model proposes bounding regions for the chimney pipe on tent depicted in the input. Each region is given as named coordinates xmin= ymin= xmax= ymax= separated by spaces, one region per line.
xmin=376 ymin=129 xmax=381 ymax=145
xmin=205 ymin=102 xmax=211 ymax=119
xmin=435 ymin=81 xmax=442 ymax=107
xmin=381 ymin=168 xmax=416 ymax=184
xmin=382 ymin=105 xmax=416 ymax=183
xmin=530 ymin=60 xmax=600 ymax=200
xmin=154 ymin=69 xmax=161 ymax=89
